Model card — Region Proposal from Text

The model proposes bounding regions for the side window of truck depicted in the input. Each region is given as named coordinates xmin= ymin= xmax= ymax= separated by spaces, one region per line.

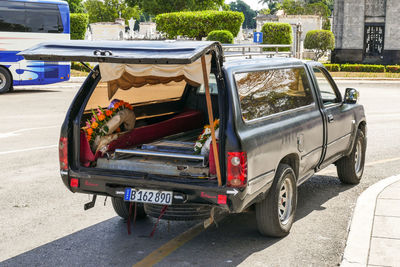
xmin=235 ymin=67 xmax=314 ymax=121
xmin=312 ymin=67 xmax=340 ymax=105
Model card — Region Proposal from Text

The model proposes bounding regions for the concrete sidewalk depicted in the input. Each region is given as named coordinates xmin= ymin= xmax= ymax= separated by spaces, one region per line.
xmin=342 ymin=175 xmax=400 ymax=266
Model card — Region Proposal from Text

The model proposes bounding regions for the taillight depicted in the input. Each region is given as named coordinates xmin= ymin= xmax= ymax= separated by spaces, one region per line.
xmin=70 ymin=178 xmax=79 ymax=188
xmin=227 ymin=152 xmax=247 ymax=188
xmin=59 ymin=137 xmax=68 ymax=171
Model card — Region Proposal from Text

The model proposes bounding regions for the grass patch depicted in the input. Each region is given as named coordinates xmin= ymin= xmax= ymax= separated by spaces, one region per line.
xmin=71 ymin=69 xmax=88 ymax=77
xmin=329 ymin=72 xmax=400 ymax=79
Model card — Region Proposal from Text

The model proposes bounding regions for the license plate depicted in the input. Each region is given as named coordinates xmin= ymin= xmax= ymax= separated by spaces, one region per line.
xmin=124 ymin=188 xmax=173 ymax=205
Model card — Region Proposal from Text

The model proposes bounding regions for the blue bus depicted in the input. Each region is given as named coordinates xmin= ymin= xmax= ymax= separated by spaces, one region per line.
xmin=0 ymin=0 xmax=70 ymax=93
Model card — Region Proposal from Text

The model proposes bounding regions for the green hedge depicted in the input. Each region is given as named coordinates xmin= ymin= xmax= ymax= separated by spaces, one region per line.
xmin=206 ymin=30 xmax=234 ymax=44
xmin=386 ymin=65 xmax=400 ymax=73
xmin=340 ymin=64 xmax=385 ymax=73
xmin=324 ymin=64 xmax=340 ymax=72
xmin=156 ymin=11 xmax=244 ymax=40
xmin=261 ymin=22 xmax=292 ymax=52
xmin=70 ymin=13 xmax=89 ymax=40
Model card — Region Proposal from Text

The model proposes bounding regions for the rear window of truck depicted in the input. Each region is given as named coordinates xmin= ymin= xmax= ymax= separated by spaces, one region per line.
xmin=234 ymin=67 xmax=314 ymax=121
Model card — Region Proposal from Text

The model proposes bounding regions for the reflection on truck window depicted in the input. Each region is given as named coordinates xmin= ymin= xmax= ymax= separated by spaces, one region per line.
xmin=197 ymin=73 xmax=218 ymax=95
xmin=313 ymin=67 xmax=339 ymax=105
xmin=235 ymin=67 xmax=314 ymax=121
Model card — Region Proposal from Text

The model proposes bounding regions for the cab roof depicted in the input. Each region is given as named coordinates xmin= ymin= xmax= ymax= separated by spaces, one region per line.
xmin=19 ymin=40 xmax=223 ymax=65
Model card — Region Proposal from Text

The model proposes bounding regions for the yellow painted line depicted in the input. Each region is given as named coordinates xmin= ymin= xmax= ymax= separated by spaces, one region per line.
xmin=133 ymin=222 xmax=206 ymax=267
xmin=317 ymin=157 xmax=400 ymax=176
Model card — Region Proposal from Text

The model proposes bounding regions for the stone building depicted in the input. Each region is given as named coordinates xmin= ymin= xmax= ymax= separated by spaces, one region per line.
xmin=332 ymin=0 xmax=400 ymax=64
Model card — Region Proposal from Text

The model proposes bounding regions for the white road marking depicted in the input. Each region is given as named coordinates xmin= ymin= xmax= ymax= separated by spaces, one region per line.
xmin=0 ymin=145 xmax=57 ymax=155
xmin=0 ymin=126 xmax=58 ymax=139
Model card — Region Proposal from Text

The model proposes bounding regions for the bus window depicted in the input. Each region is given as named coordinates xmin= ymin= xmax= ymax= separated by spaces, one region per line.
xmin=0 ymin=2 xmax=26 ymax=32
xmin=25 ymin=3 xmax=64 ymax=33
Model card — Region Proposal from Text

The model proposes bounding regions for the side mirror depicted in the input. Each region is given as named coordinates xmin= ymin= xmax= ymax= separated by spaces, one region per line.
xmin=344 ymin=88 xmax=359 ymax=104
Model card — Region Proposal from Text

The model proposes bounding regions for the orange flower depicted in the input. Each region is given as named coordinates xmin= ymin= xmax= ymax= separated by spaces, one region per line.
xmin=98 ymin=114 xmax=105 ymax=121
xmin=87 ymin=128 xmax=93 ymax=135
xmin=116 ymin=127 xmax=121 ymax=133
xmin=87 ymin=135 xmax=92 ymax=141
xmin=105 ymin=110 xmax=112 ymax=116
xmin=91 ymin=121 xmax=99 ymax=129
xmin=114 ymin=103 xmax=120 ymax=109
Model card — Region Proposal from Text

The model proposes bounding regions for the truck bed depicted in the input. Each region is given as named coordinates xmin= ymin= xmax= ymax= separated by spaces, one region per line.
xmin=96 ymin=131 xmax=213 ymax=179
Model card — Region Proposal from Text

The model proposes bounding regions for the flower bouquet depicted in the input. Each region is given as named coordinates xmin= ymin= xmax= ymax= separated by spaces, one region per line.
xmin=194 ymin=119 xmax=219 ymax=155
xmin=82 ymin=99 xmax=136 ymax=153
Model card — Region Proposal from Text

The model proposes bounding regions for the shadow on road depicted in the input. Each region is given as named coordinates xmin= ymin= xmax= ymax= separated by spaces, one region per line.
xmin=7 ymin=89 xmax=60 ymax=94
xmin=1 ymin=175 xmax=354 ymax=266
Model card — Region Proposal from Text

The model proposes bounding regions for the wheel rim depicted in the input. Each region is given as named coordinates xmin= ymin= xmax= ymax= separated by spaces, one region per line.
xmin=278 ymin=176 xmax=293 ymax=225
xmin=354 ymin=139 xmax=363 ymax=176
xmin=0 ymin=72 xmax=5 ymax=90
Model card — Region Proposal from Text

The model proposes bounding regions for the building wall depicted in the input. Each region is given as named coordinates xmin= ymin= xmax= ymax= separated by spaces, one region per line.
xmin=256 ymin=14 xmax=322 ymax=42
xmin=278 ymin=15 xmax=322 ymax=42
xmin=384 ymin=0 xmax=400 ymax=50
xmin=89 ymin=23 xmax=125 ymax=41
xmin=333 ymin=0 xmax=400 ymax=64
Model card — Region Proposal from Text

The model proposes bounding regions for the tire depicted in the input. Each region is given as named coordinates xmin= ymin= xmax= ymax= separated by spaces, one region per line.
xmin=111 ymin=197 xmax=146 ymax=220
xmin=336 ymin=129 xmax=366 ymax=184
xmin=256 ymin=164 xmax=297 ymax=237
xmin=0 ymin=67 xmax=12 ymax=94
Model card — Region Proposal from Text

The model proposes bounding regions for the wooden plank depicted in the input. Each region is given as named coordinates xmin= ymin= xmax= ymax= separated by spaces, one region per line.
xmin=201 ymin=55 xmax=222 ymax=186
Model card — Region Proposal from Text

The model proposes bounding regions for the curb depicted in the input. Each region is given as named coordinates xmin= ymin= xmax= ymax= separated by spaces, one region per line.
xmin=341 ymin=175 xmax=400 ymax=266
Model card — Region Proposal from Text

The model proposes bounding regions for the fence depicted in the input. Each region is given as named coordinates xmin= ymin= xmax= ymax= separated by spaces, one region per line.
xmin=222 ymin=44 xmax=293 ymax=60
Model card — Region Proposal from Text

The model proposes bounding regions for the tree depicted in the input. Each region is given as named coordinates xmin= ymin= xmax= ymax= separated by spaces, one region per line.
xmin=259 ymin=8 xmax=271 ymax=15
xmin=84 ymin=0 xmax=140 ymax=24
xmin=282 ymin=0 xmax=305 ymax=15
xmin=305 ymin=2 xmax=331 ymax=17
xmin=229 ymin=0 xmax=256 ymax=29
xmin=304 ymin=30 xmax=334 ymax=61
xmin=305 ymin=0 xmax=333 ymax=11
xmin=127 ymin=0 xmax=224 ymax=16
xmin=64 ymin=0 xmax=85 ymax=13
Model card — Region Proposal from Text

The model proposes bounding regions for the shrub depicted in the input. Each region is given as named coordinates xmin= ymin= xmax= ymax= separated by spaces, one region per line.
xmin=156 ymin=11 xmax=244 ymax=40
xmin=322 ymin=18 xmax=331 ymax=31
xmin=206 ymin=30 xmax=234 ymax=44
xmin=386 ymin=65 xmax=400 ymax=73
xmin=71 ymin=62 xmax=94 ymax=72
xmin=70 ymin=13 xmax=89 ymax=40
xmin=324 ymin=64 xmax=340 ymax=72
xmin=261 ymin=22 xmax=292 ymax=52
xmin=304 ymin=30 xmax=334 ymax=61
xmin=340 ymin=64 xmax=385 ymax=73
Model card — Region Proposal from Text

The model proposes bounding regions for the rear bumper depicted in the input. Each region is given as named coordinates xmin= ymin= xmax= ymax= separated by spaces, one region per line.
xmin=62 ymin=169 xmax=248 ymax=213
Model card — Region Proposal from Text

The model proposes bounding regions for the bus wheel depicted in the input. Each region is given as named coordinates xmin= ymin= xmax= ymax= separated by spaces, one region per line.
xmin=0 ymin=67 xmax=12 ymax=94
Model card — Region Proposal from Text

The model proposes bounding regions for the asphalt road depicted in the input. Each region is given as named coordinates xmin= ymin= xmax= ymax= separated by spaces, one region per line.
xmin=1 ymin=80 xmax=400 ymax=266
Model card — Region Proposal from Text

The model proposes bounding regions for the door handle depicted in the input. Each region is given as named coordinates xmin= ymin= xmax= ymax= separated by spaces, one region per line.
xmin=327 ymin=114 xmax=334 ymax=123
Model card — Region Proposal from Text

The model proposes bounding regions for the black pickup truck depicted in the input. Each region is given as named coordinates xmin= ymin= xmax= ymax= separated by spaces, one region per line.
xmin=21 ymin=41 xmax=367 ymax=237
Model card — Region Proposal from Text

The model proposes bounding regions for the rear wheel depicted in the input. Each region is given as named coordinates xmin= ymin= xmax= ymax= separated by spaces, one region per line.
xmin=111 ymin=197 xmax=146 ymax=220
xmin=336 ymin=129 xmax=366 ymax=184
xmin=256 ymin=164 xmax=297 ymax=237
xmin=0 ymin=67 xmax=12 ymax=94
